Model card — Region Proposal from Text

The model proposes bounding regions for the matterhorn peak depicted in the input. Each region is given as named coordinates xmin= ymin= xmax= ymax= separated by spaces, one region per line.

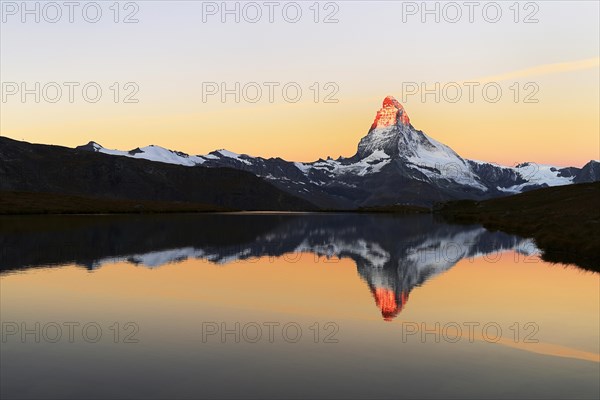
xmin=370 ymin=95 xmax=410 ymax=131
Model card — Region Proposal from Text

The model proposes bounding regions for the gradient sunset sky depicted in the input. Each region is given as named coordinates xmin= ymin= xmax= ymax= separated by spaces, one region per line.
xmin=1 ymin=1 xmax=598 ymax=167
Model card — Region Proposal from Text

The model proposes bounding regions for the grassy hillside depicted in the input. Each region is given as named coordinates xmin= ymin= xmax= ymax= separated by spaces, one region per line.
xmin=0 ymin=191 xmax=228 ymax=214
xmin=437 ymin=182 xmax=600 ymax=271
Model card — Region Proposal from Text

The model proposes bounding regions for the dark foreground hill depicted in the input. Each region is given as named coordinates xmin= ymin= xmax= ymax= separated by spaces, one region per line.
xmin=437 ymin=182 xmax=600 ymax=271
xmin=0 ymin=137 xmax=316 ymax=211
xmin=0 ymin=191 xmax=231 ymax=214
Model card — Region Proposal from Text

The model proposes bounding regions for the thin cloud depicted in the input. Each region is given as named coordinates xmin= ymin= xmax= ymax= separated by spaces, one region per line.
xmin=467 ymin=57 xmax=600 ymax=83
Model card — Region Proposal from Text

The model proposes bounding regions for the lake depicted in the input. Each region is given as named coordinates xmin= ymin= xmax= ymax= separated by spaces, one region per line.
xmin=1 ymin=213 xmax=598 ymax=399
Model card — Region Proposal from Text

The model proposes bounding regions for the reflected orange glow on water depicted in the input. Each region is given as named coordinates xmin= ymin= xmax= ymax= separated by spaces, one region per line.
xmin=1 ymin=250 xmax=598 ymax=364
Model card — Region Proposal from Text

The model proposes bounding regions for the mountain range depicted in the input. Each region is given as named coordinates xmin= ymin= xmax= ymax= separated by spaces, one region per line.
xmin=2 ymin=96 xmax=598 ymax=209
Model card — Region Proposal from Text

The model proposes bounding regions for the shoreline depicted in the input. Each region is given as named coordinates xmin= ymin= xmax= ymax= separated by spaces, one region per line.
xmin=2 ymin=184 xmax=598 ymax=272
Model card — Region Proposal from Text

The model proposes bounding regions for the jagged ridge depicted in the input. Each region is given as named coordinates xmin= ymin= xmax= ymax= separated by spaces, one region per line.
xmin=68 ymin=96 xmax=599 ymax=207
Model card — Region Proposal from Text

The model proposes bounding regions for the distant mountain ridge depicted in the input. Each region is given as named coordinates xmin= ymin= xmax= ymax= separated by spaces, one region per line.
xmin=0 ymin=137 xmax=316 ymax=211
xmin=74 ymin=96 xmax=599 ymax=208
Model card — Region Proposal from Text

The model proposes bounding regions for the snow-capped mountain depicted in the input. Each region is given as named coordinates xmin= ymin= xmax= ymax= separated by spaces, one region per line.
xmin=76 ymin=96 xmax=599 ymax=208
xmin=354 ymin=96 xmax=485 ymax=190
xmin=76 ymin=141 xmax=209 ymax=166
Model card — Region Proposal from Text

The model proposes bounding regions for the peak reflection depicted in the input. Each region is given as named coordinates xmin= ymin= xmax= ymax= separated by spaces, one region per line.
xmin=0 ymin=214 xmax=538 ymax=320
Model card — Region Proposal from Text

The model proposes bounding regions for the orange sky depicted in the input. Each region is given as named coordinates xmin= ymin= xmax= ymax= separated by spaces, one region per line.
xmin=2 ymin=65 xmax=598 ymax=167
xmin=1 ymin=1 xmax=598 ymax=167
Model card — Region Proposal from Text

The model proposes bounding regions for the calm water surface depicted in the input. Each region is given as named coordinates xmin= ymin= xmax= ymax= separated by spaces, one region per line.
xmin=1 ymin=214 xmax=598 ymax=399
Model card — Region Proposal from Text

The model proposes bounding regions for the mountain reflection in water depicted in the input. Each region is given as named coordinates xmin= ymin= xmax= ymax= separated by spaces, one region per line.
xmin=0 ymin=213 xmax=538 ymax=320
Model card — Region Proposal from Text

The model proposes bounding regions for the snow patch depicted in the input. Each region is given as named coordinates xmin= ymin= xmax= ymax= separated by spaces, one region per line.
xmin=98 ymin=145 xmax=205 ymax=166
xmin=216 ymin=149 xmax=252 ymax=165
